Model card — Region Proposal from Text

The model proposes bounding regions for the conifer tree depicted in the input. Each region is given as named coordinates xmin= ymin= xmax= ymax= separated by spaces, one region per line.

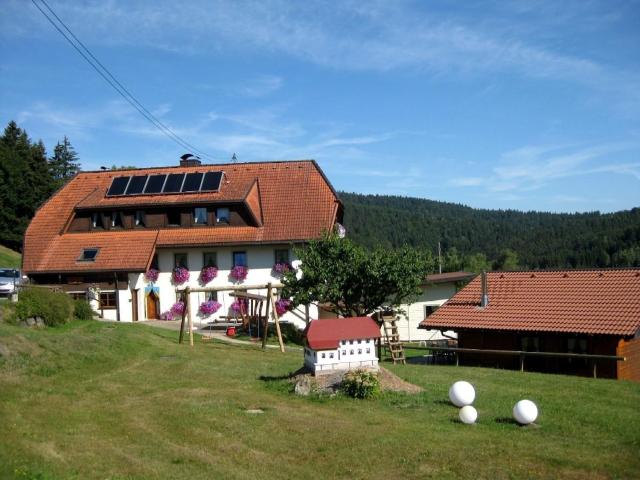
xmin=49 ymin=136 xmax=80 ymax=188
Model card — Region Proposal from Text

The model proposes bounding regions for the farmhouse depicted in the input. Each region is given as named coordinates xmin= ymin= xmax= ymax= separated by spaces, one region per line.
xmin=420 ymin=270 xmax=640 ymax=381
xmin=304 ymin=317 xmax=381 ymax=374
xmin=22 ymin=157 xmax=342 ymax=327
xmin=396 ymin=271 xmax=474 ymax=342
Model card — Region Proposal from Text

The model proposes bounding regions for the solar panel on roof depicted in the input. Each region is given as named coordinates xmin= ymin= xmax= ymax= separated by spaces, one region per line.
xmin=201 ymin=171 xmax=223 ymax=192
xmin=182 ymin=172 xmax=203 ymax=192
xmin=162 ymin=173 xmax=185 ymax=193
xmin=107 ymin=176 xmax=130 ymax=196
xmin=143 ymin=174 xmax=166 ymax=194
xmin=125 ymin=175 xmax=148 ymax=195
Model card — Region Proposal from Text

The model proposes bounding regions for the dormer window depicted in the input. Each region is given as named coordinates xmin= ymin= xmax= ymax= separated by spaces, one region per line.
xmin=194 ymin=207 xmax=208 ymax=225
xmin=216 ymin=207 xmax=230 ymax=224
xmin=167 ymin=210 xmax=181 ymax=226
xmin=78 ymin=248 xmax=99 ymax=262
xmin=111 ymin=211 xmax=123 ymax=228
xmin=91 ymin=213 xmax=103 ymax=229
xmin=135 ymin=210 xmax=145 ymax=227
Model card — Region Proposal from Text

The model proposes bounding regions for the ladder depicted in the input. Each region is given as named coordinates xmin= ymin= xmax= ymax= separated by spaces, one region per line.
xmin=380 ymin=313 xmax=405 ymax=365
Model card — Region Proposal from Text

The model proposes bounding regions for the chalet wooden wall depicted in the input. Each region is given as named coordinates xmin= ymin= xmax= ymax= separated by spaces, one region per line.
xmin=617 ymin=337 xmax=640 ymax=382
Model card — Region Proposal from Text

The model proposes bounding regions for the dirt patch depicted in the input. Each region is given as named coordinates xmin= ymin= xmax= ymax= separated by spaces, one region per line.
xmin=289 ymin=366 xmax=422 ymax=395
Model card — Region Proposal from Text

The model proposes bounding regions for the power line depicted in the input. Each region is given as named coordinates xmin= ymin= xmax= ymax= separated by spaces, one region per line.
xmin=31 ymin=0 xmax=219 ymax=162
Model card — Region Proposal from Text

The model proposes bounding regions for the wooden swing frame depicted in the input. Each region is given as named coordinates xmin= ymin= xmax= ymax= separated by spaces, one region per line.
xmin=176 ymin=282 xmax=286 ymax=352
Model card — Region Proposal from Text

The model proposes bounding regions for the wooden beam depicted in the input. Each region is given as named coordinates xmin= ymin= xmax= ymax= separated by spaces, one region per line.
xmin=270 ymin=292 xmax=285 ymax=353
xmin=187 ymin=287 xmax=194 ymax=347
xmin=178 ymin=290 xmax=187 ymax=344
xmin=262 ymin=283 xmax=272 ymax=350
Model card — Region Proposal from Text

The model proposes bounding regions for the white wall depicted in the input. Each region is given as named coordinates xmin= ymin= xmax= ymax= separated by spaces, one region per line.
xmin=120 ymin=245 xmax=316 ymax=327
xmin=392 ymin=282 xmax=459 ymax=342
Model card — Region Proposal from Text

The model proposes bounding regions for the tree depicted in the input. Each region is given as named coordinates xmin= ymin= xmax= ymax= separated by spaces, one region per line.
xmin=49 ymin=136 xmax=80 ymax=188
xmin=494 ymin=248 xmax=519 ymax=270
xmin=0 ymin=121 xmax=56 ymax=250
xmin=282 ymin=233 xmax=436 ymax=317
xmin=464 ymin=252 xmax=491 ymax=273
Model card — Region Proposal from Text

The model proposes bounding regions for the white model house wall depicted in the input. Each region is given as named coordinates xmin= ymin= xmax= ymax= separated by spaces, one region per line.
xmin=305 ymin=338 xmax=378 ymax=373
xmin=108 ymin=245 xmax=316 ymax=328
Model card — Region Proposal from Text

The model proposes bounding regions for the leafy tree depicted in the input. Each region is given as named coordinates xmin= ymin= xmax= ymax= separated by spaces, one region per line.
xmin=49 ymin=136 xmax=80 ymax=188
xmin=494 ymin=248 xmax=519 ymax=270
xmin=464 ymin=253 xmax=491 ymax=273
xmin=282 ymin=233 xmax=435 ymax=317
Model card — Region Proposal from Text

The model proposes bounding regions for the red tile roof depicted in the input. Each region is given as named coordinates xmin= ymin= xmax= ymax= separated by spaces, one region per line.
xmin=305 ymin=317 xmax=381 ymax=350
xmin=23 ymin=160 xmax=340 ymax=274
xmin=420 ymin=270 xmax=640 ymax=337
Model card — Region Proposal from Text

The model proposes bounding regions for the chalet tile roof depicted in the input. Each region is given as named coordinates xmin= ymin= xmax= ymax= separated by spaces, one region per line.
xmin=23 ymin=160 xmax=340 ymax=274
xmin=420 ymin=270 xmax=640 ymax=337
xmin=305 ymin=317 xmax=381 ymax=350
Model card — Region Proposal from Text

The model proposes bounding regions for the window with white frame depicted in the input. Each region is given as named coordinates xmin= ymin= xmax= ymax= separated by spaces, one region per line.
xmin=193 ymin=207 xmax=208 ymax=225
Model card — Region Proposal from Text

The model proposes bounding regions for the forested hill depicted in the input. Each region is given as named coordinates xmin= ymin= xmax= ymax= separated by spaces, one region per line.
xmin=339 ymin=192 xmax=640 ymax=270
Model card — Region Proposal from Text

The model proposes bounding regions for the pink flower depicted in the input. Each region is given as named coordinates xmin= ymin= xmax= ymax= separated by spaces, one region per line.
xmin=275 ymin=298 xmax=291 ymax=316
xmin=145 ymin=268 xmax=159 ymax=283
xmin=231 ymin=298 xmax=247 ymax=314
xmin=171 ymin=301 xmax=185 ymax=315
xmin=199 ymin=266 xmax=218 ymax=284
xmin=173 ymin=267 xmax=190 ymax=285
xmin=272 ymin=262 xmax=291 ymax=275
xmin=230 ymin=265 xmax=248 ymax=282
xmin=199 ymin=300 xmax=222 ymax=316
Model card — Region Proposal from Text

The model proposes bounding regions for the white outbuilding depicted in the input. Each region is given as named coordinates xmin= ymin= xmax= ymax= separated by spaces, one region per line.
xmin=303 ymin=317 xmax=381 ymax=375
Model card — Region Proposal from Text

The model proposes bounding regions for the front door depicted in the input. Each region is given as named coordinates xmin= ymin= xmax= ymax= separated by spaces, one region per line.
xmin=146 ymin=291 xmax=159 ymax=320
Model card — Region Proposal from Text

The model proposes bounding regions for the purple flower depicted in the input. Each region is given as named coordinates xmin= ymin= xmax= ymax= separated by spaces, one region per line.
xmin=230 ymin=265 xmax=248 ymax=282
xmin=145 ymin=268 xmax=159 ymax=283
xmin=231 ymin=299 xmax=247 ymax=314
xmin=199 ymin=300 xmax=222 ymax=316
xmin=272 ymin=262 xmax=291 ymax=275
xmin=275 ymin=298 xmax=291 ymax=316
xmin=161 ymin=310 xmax=174 ymax=321
xmin=199 ymin=266 xmax=218 ymax=284
xmin=173 ymin=267 xmax=190 ymax=285
xmin=171 ymin=301 xmax=185 ymax=315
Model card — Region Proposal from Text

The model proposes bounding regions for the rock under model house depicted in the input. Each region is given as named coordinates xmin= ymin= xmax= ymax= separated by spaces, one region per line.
xmin=22 ymin=157 xmax=342 ymax=327
xmin=303 ymin=317 xmax=381 ymax=374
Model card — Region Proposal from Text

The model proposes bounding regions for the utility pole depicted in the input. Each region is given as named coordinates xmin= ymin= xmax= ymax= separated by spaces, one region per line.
xmin=438 ymin=241 xmax=442 ymax=274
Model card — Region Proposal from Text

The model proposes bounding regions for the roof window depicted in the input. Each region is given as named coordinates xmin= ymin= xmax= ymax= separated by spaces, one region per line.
xmin=79 ymin=248 xmax=99 ymax=262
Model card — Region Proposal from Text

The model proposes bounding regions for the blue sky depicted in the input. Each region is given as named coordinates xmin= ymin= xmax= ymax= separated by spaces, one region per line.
xmin=2 ymin=0 xmax=639 ymax=213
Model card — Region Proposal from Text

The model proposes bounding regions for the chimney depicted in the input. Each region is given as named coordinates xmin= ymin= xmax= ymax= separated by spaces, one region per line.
xmin=480 ymin=271 xmax=489 ymax=307
xmin=180 ymin=153 xmax=201 ymax=167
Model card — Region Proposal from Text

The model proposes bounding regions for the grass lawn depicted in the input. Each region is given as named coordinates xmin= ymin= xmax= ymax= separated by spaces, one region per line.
xmin=1 ymin=321 xmax=638 ymax=479
xmin=0 ymin=245 xmax=21 ymax=268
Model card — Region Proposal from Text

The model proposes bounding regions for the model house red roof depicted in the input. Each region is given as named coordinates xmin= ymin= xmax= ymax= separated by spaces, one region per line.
xmin=23 ymin=160 xmax=340 ymax=274
xmin=305 ymin=317 xmax=381 ymax=350
xmin=421 ymin=270 xmax=640 ymax=336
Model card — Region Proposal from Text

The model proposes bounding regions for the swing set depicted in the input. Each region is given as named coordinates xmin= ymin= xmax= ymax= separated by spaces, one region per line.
xmin=175 ymin=282 xmax=287 ymax=352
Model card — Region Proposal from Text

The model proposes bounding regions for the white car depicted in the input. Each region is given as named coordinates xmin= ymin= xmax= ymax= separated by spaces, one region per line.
xmin=0 ymin=269 xmax=21 ymax=297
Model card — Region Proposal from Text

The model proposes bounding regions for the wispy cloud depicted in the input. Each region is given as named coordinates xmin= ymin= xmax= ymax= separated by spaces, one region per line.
xmin=4 ymin=0 xmax=637 ymax=104
xmin=449 ymin=142 xmax=640 ymax=192
xmin=240 ymin=75 xmax=283 ymax=97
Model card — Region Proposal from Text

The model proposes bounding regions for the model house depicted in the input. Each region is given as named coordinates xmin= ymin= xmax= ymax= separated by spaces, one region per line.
xmin=303 ymin=317 xmax=381 ymax=374
xmin=420 ymin=270 xmax=640 ymax=381
xmin=22 ymin=157 xmax=342 ymax=327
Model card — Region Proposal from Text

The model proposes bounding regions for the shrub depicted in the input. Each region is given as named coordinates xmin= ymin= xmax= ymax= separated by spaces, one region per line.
xmin=73 ymin=300 xmax=94 ymax=320
xmin=14 ymin=288 xmax=73 ymax=326
xmin=340 ymin=369 xmax=381 ymax=399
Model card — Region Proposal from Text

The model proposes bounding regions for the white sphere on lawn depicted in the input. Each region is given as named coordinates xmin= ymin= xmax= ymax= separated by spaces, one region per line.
xmin=449 ymin=381 xmax=476 ymax=407
xmin=513 ymin=399 xmax=538 ymax=425
xmin=459 ymin=405 xmax=478 ymax=424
